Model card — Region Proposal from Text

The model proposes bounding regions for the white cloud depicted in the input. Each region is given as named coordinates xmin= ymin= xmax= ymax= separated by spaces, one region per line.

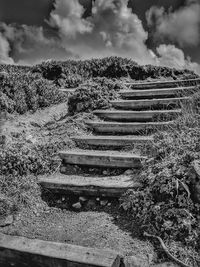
xmin=48 ymin=0 xmax=155 ymax=64
xmin=0 ymin=32 xmax=14 ymax=64
xmin=0 ymin=22 xmax=72 ymax=64
xmin=156 ymin=44 xmax=200 ymax=74
xmin=48 ymin=0 xmax=92 ymax=38
xmin=146 ymin=1 xmax=200 ymax=47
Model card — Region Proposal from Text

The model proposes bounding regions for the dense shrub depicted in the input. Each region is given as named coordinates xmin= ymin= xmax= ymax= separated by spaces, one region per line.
xmin=32 ymin=57 xmax=198 ymax=85
xmin=0 ymin=174 xmax=42 ymax=217
xmin=0 ymin=141 xmax=65 ymax=177
xmin=68 ymin=78 xmax=122 ymax=114
xmin=0 ymin=71 xmax=67 ymax=114
xmin=121 ymin=108 xmax=200 ymax=249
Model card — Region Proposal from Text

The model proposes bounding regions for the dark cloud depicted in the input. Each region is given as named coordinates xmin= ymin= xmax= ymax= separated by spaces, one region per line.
xmin=0 ymin=0 xmax=53 ymax=26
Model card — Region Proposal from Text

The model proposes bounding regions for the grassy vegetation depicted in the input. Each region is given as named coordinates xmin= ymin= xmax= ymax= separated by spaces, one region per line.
xmin=121 ymin=90 xmax=200 ymax=266
xmin=0 ymin=57 xmax=200 ymax=265
xmin=1 ymin=56 xmax=197 ymax=115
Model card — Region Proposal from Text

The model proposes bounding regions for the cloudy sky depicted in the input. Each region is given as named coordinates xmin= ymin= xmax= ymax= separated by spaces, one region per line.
xmin=0 ymin=0 xmax=200 ymax=73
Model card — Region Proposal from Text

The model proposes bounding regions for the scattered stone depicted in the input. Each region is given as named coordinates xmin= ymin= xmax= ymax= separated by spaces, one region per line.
xmin=0 ymin=215 xmax=14 ymax=227
xmin=100 ymin=200 xmax=108 ymax=206
xmin=85 ymin=199 xmax=96 ymax=209
xmin=60 ymin=166 xmax=67 ymax=173
xmin=107 ymin=203 xmax=111 ymax=207
xmin=61 ymin=196 xmax=66 ymax=201
xmin=124 ymin=255 xmax=149 ymax=267
xmin=72 ymin=202 xmax=82 ymax=210
xmin=103 ymin=170 xmax=108 ymax=175
xmin=79 ymin=196 xmax=87 ymax=203
xmin=124 ymin=169 xmax=134 ymax=175
xmin=96 ymin=197 xmax=100 ymax=202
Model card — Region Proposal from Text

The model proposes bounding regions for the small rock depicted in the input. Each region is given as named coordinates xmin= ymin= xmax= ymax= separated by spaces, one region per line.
xmin=107 ymin=203 xmax=111 ymax=206
xmin=60 ymin=166 xmax=67 ymax=173
xmin=72 ymin=202 xmax=82 ymax=210
xmin=0 ymin=215 xmax=14 ymax=227
xmin=103 ymin=170 xmax=108 ymax=175
xmin=85 ymin=199 xmax=96 ymax=209
xmin=100 ymin=200 xmax=108 ymax=206
xmin=79 ymin=196 xmax=87 ymax=203
xmin=96 ymin=197 xmax=100 ymax=202
xmin=124 ymin=169 xmax=133 ymax=175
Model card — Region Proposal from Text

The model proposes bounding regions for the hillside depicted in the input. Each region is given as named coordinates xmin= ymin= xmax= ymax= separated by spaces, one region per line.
xmin=0 ymin=57 xmax=200 ymax=267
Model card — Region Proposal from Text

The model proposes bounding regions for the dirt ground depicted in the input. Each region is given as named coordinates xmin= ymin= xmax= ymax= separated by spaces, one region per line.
xmin=1 ymin=205 xmax=156 ymax=263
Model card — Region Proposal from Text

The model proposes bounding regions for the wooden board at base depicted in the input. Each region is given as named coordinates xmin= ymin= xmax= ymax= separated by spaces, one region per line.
xmin=0 ymin=233 xmax=121 ymax=267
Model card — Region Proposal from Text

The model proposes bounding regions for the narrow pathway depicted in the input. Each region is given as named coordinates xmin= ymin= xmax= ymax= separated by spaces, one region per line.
xmin=40 ymin=78 xmax=200 ymax=197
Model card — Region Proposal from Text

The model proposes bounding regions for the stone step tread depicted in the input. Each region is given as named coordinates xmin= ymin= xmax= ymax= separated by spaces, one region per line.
xmin=0 ymin=233 xmax=120 ymax=267
xmin=124 ymin=78 xmax=200 ymax=88
xmin=39 ymin=174 xmax=140 ymax=189
xmin=120 ymin=86 xmax=195 ymax=95
xmin=59 ymin=150 xmax=146 ymax=168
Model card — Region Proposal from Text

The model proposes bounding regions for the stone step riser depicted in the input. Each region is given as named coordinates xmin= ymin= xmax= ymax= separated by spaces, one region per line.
xmin=94 ymin=110 xmax=181 ymax=122
xmin=125 ymin=78 xmax=200 ymax=89
xmin=59 ymin=151 xmax=145 ymax=168
xmin=111 ymin=97 xmax=190 ymax=110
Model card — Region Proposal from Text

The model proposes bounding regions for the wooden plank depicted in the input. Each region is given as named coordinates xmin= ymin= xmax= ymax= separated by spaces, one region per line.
xmin=120 ymin=86 xmax=196 ymax=99
xmin=39 ymin=174 xmax=141 ymax=197
xmin=86 ymin=121 xmax=173 ymax=134
xmin=110 ymin=97 xmax=190 ymax=110
xmin=93 ymin=109 xmax=181 ymax=122
xmin=72 ymin=135 xmax=153 ymax=148
xmin=59 ymin=150 xmax=146 ymax=168
xmin=0 ymin=233 xmax=121 ymax=267
xmin=124 ymin=78 xmax=200 ymax=89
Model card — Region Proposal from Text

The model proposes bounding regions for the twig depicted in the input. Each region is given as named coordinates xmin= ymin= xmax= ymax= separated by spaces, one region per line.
xmin=144 ymin=232 xmax=191 ymax=267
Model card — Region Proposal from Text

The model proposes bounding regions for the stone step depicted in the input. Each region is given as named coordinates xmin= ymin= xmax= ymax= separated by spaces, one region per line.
xmin=124 ymin=78 xmax=200 ymax=89
xmin=120 ymin=86 xmax=196 ymax=99
xmin=39 ymin=174 xmax=141 ymax=197
xmin=59 ymin=150 xmax=146 ymax=168
xmin=72 ymin=135 xmax=153 ymax=148
xmin=110 ymin=97 xmax=190 ymax=110
xmin=93 ymin=109 xmax=181 ymax=122
xmin=0 ymin=233 xmax=120 ymax=267
xmin=86 ymin=121 xmax=173 ymax=134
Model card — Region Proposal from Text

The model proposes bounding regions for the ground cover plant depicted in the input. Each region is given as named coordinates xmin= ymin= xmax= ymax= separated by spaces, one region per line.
xmin=121 ymin=93 xmax=200 ymax=266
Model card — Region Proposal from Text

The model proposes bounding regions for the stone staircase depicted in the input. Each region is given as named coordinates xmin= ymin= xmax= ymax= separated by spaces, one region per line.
xmin=39 ymin=78 xmax=200 ymax=198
